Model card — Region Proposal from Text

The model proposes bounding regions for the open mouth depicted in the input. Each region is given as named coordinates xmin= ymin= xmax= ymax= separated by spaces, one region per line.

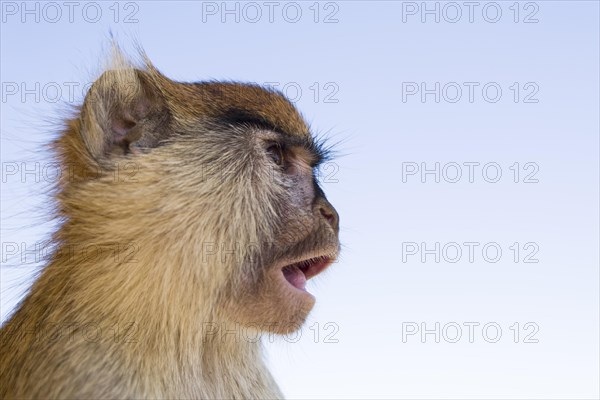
xmin=281 ymin=255 xmax=334 ymax=291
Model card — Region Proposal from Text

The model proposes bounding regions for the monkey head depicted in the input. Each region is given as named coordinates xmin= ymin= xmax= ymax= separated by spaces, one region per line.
xmin=55 ymin=55 xmax=340 ymax=336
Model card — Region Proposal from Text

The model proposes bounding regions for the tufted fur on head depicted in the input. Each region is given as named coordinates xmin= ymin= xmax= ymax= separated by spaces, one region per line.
xmin=0 ymin=46 xmax=340 ymax=399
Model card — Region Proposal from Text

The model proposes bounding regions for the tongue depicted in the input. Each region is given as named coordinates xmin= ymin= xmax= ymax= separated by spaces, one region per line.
xmin=282 ymin=264 xmax=307 ymax=290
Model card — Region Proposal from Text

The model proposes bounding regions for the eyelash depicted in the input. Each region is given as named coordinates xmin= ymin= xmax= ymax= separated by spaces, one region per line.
xmin=306 ymin=134 xmax=334 ymax=168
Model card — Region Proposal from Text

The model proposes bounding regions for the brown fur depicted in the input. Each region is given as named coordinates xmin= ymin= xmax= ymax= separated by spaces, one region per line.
xmin=0 ymin=48 xmax=339 ymax=399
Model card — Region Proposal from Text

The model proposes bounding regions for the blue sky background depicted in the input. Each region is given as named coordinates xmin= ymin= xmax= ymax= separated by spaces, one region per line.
xmin=1 ymin=1 xmax=599 ymax=398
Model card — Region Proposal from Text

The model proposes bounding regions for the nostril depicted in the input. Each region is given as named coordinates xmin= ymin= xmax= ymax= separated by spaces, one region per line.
xmin=320 ymin=207 xmax=334 ymax=224
xmin=316 ymin=200 xmax=339 ymax=231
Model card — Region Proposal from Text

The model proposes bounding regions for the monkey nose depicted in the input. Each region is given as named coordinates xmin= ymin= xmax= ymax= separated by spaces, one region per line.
xmin=319 ymin=203 xmax=339 ymax=232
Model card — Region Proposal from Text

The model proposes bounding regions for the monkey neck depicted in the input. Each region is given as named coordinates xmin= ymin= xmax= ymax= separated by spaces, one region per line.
xmin=19 ymin=225 xmax=279 ymax=396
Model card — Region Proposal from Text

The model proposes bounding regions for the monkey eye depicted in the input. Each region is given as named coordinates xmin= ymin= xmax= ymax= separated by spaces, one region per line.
xmin=266 ymin=143 xmax=285 ymax=167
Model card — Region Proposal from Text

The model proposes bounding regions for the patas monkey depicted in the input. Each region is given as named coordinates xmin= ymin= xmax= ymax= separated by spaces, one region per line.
xmin=0 ymin=49 xmax=340 ymax=399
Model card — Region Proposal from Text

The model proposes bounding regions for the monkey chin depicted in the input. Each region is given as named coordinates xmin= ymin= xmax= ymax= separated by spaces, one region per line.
xmin=231 ymin=247 xmax=339 ymax=335
xmin=264 ymin=252 xmax=337 ymax=331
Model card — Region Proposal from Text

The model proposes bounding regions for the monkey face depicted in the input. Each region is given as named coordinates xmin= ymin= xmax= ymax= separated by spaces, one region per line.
xmin=218 ymin=128 xmax=340 ymax=334
xmin=62 ymin=63 xmax=340 ymax=336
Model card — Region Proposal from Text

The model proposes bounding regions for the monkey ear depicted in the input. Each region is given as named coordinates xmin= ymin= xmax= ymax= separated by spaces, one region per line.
xmin=79 ymin=68 xmax=169 ymax=162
